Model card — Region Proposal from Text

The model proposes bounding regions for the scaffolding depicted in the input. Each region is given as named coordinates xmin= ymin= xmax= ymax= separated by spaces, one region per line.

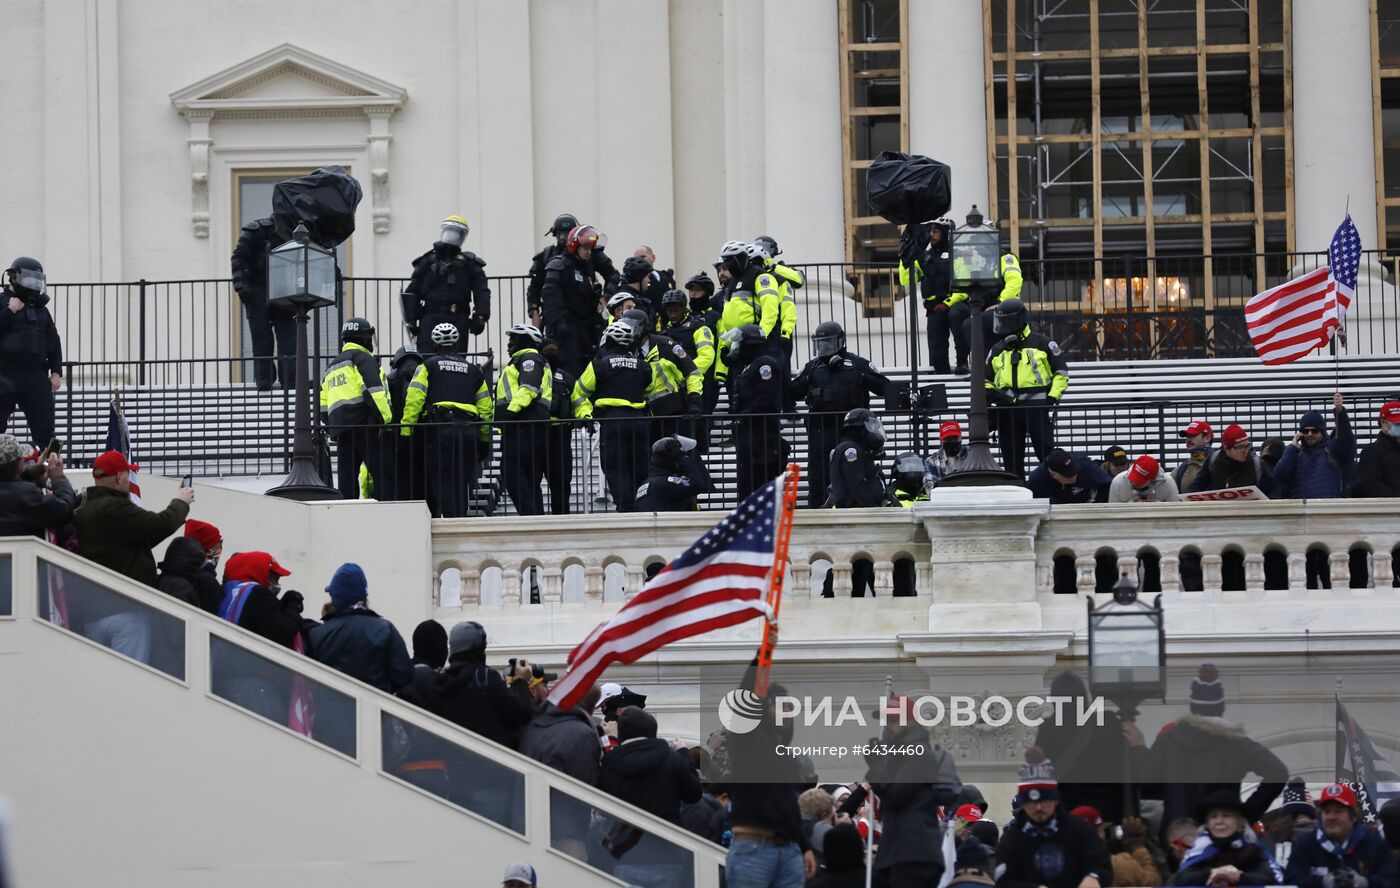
xmin=1374 ymin=0 xmax=1400 ymax=256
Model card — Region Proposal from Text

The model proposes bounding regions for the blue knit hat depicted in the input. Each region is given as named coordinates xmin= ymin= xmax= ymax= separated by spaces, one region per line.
xmin=325 ymin=563 xmax=368 ymax=610
xmin=1280 ymin=777 xmax=1316 ymax=818
xmin=1190 ymin=663 xmax=1225 ymax=717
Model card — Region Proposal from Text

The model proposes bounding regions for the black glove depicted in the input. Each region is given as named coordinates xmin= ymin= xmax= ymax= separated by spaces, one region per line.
xmin=406 ymin=324 xmax=419 ymax=339
xmin=468 ymin=314 xmax=487 ymax=336
xmin=687 ymin=394 xmax=704 ymax=416
xmin=280 ymin=590 xmax=305 ymax=616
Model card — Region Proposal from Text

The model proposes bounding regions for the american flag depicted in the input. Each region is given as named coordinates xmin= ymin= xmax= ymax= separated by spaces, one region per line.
xmin=1336 ymin=695 xmax=1400 ymax=823
xmin=1245 ymin=215 xmax=1361 ymax=365
xmin=104 ymin=395 xmax=142 ymax=505
xmin=546 ymin=472 xmax=786 ymax=712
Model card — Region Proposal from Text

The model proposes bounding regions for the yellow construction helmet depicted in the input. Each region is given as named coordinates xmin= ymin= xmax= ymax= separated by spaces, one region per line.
xmin=439 ymin=215 xmax=470 ymax=246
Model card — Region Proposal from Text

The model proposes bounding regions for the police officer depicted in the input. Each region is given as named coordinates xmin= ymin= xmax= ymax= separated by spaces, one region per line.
xmin=0 ymin=258 xmax=61 ymax=448
xmin=495 ymin=323 xmax=553 ymax=516
xmin=572 ymin=320 xmax=656 ymax=512
xmin=897 ymin=217 xmax=969 ymax=375
xmin=752 ymin=235 xmax=801 ymax=365
xmin=401 ymin=324 xmax=493 ymax=518
xmin=889 ymin=452 xmax=927 ymax=596
xmin=401 ymin=215 xmax=491 ymax=355
xmin=634 ymin=435 xmax=712 ymax=512
xmin=789 ymin=321 xmax=892 ymax=509
xmin=823 ymin=408 xmax=888 ymax=597
xmin=621 ymin=308 xmax=703 ymax=443
xmin=386 ymin=345 xmax=425 ymax=501
xmin=541 ymin=224 xmax=610 ymax=378
xmin=714 ymin=241 xmax=781 ymax=390
xmin=320 ymin=318 xmax=393 ymax=500
xmin=985 ymin=297 xmax=1069 ymax=479
xmin=231 ymin=217 xmax=295 ymax=390
xmin=606 ymin=291 xmax=637 ymax=321
xmin=724 ymin=324 xmax=788 ymax=501
xmin=621 ymin=255 xmax=665 ymax=328
xmin=684 ymin=271 xmax=722 ymax=332
xmin=526 ymin=213 xmax=620 ymax=327
xmin=541 ymin=340 xmax=577 ymax=515
xmin=660 ymin=288 xmax=718 ymax=450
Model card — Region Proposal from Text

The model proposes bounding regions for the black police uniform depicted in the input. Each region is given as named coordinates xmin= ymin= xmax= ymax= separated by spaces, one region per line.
xmin=544 ymin=363 xmax=577 ymax=515
xmin=0 ymin=286 xmax=62 ymax=447
xmin=823 ymin=437 xmax=886 ymax=597
xmin=729 ymin=351 xmax=789 ymax=501
xmin=402 ymin=246 xmax=491 ymax=354
xmin=496 ymin=349 xmax=552 ymax=516
xmin=231 ymin=217 xmax=296 ymax=390
xmin=917 ymin=237 xmax=970 ymax=375
xmin=664 ymin=312 xmax=719 ymax=450
xmin=789 ymin=353 xmax=891 ymax=509
xmin=528 ymin=245 xmax=619 ymax=322
xmin=409 ymin=354 xmax=490 ymax=518
xmin=386 ymin=349 xmax=425 ymax=501
xmin=578 ymin=347 xmax=653 ymax=512
xmin=634 ymin=453 xmax=712 ymax=512
xmin=541 ymin=254 xmax=608 ymax=378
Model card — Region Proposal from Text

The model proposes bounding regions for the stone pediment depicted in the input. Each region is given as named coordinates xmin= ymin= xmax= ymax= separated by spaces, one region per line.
xmin=170 ymin=43 xmax=405 ymax=117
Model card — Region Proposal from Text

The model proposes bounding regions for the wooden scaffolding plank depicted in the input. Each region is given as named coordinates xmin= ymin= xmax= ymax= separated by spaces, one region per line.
xmin=838 ymin=0 xmax=856 ymax=265
xmin=1284 ymin=0 xmax=1296 ymax=254
xmin=1006 ymin=0 xmax=1020 ymax=255
xmin=1373 ymin=0 xmax=1387 ymax=253
xmin=1138 ymin=0 xmax=1158 ymax=319
xmin=1197 ymin=0 xmax=1216 ymax=346
xmin=984 ymin=0 xmax=999 ymax=231
xmin=1249 ymin=0 xmax=1267 ymax=286
xmin=1091 ymin=0 xmax=1104 ymax=323
xmin=899 ymin=0 xmax=910 ymax=154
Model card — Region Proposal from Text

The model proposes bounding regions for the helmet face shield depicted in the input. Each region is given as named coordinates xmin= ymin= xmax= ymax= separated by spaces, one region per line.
xmin=895 ymin=453 xmax=924 ymax=476
xmin=12 ymin=268 xmax=44 ymax=295
xmin=439 ymin=224 xmax=466 ymax=247
xmin=993 ymin=304 xmax=1026 ymax=335
xmin=814 ymin=333 xmax=842 ymax=358
xmin=864 ymin=414 xmax=886 ymax=447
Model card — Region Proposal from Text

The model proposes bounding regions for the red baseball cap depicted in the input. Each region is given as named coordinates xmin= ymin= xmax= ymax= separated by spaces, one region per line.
xmin=1319 ymin=783 xmax=1359 ymax=813
xmin=1222 ymin=423 xmax=1249 ymax=449
xmin=223 ymin=551 xmax=291 ymax=585
xmin=1071 ymin=805 xmax=1104 ymax=827
xmin=92 ymin=450 xmax=140 ymax=476
xmin=1180 ymin=421 xmax=1213 ymax=438
xmin=940 ymin=420 xmax=962 ymax=441
xmin=1381 ymin=402 xmax=1400 ymax=424
xmin=184 ymin=519 xmax=223 ymax=551
xmin=954 ymin=804 xmax=983 ymax=822
xmin=1127 ymin=454 xmax=1159 ymax=488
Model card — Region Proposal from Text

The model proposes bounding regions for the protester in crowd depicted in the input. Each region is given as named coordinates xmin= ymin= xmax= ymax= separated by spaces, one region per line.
xmin=501 ymin=860 xmax=538 ymax=888
xmin=1260 ymin=437 xmax=1287 ymax=473
xmin=948 ymin=839 xmax=998 ymax=888
xmin=925 ymin=420 xmax=969 ymax=488
xmin=1165 ymin=818 xmax=1201 ymax=873
xmin=1274 ymin=395 xmax=1357 ymax=500
xmin=1359 ymin=402 xmax=1400 ymax=497
xmin=307 ymin=563 xmax=412 ymax=694
xmin=520 ymin=684 xmax=603 ymax=785
xmin=1284 ymin=784 xmax=1398 ymax=888
xmin=596 ymin=708 xmax=702 ymax=823
xmin=1070 ymin=807 xmax=1162 ymax=887
xmin=1173 ymin=421 xmax=1216 ymax=491
xmin=1099 ymin=445 xmax=1130 ymax=479
xmin=995 ymin=747 xmax=1113 ymax=888
xmin=1127 ymin=663 xmax=1287 ymax=846
xmin=75 ymin=450 xmax=193 ymax=588
xmin=1035 ymin=670 xmax=1143 ymax=825
xmin=1170 ymin=789 xmax=1282 ymax=886
xmin=1026 ymin=448 xmax=1112 ymax=504
xmin=1108 ymin=454 xmax=1182 ymax=502
xmin=1379 ymin=799 xmax=1400 ymax=858
xmin=398 ymin=620 xmax=533 ymax=748
xmin=806 ymin=822 xmax=867 ymax=888
xmin=1263 ymin=778 xmax=1317 ymax=871
xmin=1189 ymin=424 xmax=1279 ymax=496
xmin=182 ymin=519 xmax=222 ymax=570
xmin=156 ymin=536 xmax=221 ymax=613
xmin=799 ymin=788 xmax=838 ymax=870
xmin=217 ymin=551 xmax=305 ymax=648
xmin=0 ymin=434 xmax=75 ymax=537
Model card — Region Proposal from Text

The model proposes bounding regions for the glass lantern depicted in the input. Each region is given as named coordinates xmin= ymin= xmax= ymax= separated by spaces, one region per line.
xmin=1086 ymin=575 xmax=1166 ymax=705
xmin=268 ymin=223 xmax=338 ymax=311
xmin=950 ymin=205 xmax=1003 ymax=292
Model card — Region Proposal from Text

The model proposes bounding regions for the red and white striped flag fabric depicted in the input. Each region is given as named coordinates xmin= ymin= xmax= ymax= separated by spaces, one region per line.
xmin=546 ymin=471 xmax=786 ymax=712
xmin=1245 ymin=215 xmax=1361 ymax=365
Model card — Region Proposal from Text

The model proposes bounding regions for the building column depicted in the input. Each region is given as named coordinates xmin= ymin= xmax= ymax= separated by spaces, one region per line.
xmin=909 ymin=0 xmax=990 ymax=217
xmin=1293 ymin=1 xmax=1387 ymax=355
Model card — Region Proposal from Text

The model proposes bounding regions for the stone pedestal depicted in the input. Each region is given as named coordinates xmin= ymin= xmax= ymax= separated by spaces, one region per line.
xmin=914 ymin=486 xmax=1049 ymax=632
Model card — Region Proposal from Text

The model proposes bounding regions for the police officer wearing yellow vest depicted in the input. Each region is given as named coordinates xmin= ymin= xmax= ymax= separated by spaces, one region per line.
xmin=660 ymin=287 xmax=718 ymax=450
xmin=495 ymin=323 xmax=553 ymax=516
xmin=572 ymin=320 xmax=658 ymax=512
xmin=714 ymin=241 xmax=781 ymax=388
xmin=753 ymin=235 xmax=801 ymax=366
xmin=897 ymin=217 xmax=971 ymax=375
xmin=984 ymin=297 xmax=1069 ymax=479
xmin=401 ymin=216 xmax=491 ymax=355
xmin=621 ymin=307 xmax=703 ymax=443
xmin=320 ymin=317 xmax=393 ymax=500
xmin=401 ymin=323 xmax=493 ymax=518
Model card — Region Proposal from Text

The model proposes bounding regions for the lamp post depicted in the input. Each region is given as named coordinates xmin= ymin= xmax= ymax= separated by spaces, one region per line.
xmin=939 ymin=205 xmax=1020 ymax=486
xmin=266 ymin=223 xmax=342 ymax=501
xmin=1087 ymin=570 xmax=1166 ymax=816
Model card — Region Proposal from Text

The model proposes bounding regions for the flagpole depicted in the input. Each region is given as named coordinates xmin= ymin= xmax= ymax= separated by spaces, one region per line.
xmin=753 ymin=463 xmax=801 ymax=698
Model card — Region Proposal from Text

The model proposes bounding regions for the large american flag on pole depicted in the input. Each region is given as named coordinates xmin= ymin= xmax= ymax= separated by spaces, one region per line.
xmin=1336 ymin=694 xmax=1400 ymax=824
xmin=546 ymin=472 xmax=786 ymax=712
xmin=1245 ymin=215 xmax=1361 ymax=365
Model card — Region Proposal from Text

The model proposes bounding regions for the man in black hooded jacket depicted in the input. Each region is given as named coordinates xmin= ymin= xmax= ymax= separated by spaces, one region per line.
xmin=598 ymin=708 xmax=702 ymax=823
xmin=398 ymin=620 xmax=532 ymax=748
xmin=157 ymin=536 xmax=222 ymax=614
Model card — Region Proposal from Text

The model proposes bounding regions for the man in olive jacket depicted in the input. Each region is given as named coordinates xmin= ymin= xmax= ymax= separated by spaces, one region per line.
xmin=75 ymin=450 xmax=193 ymax=587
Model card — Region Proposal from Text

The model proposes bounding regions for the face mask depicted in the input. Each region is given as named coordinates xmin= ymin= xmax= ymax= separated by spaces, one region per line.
xmin=1387 ymin=425 xmax=1400 ymax=439
xmin=943 ymin=440 xmax=961 ymax=455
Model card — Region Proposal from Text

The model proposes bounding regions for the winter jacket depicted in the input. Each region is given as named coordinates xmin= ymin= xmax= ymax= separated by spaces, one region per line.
xmin=1188 ymin=451 xmax=1278 ymax=497
xmin=995 ymin=807 xmax=1115 ymax=888
xmin=519 ymin=702 xmax=601 ymax=784
xmin=215 ymin=578 xmax=304 ymax=648
xmin=866 ymin=724 xmax=962 ymax=870
xmin=1112 ymin=846 xmax=1162 ymax=887
xmin=398 ymin=655 xmax=533 ymax=749
xmin=1034 ymin=671 xmax=1146 ymax=825
xmin=75 ymin=486 xmax=190 ymax=587
xmin=1171 ymin=830 xmax=1281 ymax=886
xmin=0 ymin=289 xmax=63 ymax=374
xmin=1027 ymin=458 xmax=1113 ymax=504
xmin=1108 ymin=469 xmax=1182 ymax=503
xmin=720 ymin=658 xmax=810 ymax=849
xmin=1274 ymin=409 xmax=1357 ymax=499
xmin=307 ymin=605 xmax=413 ymax=693
xmin=679 ymin=793 xmax=723 ymax=842
xmin=1359 ymin=434 xmax=1400 ymax=497
xmin=0 ymin=475 xmax=76 ymax=537
xmin=1284 ymin=823 xmax=1400 ymax=888
xmin=596 ymin=736 xmax=703 ymax=824
xmin=156 ymin=536 xmax=222 ymax=613
xmin=1173 ymin=448 xmax=1217 ymax=493
xmin=1140 ymin=714 xmax=1288 ymax=844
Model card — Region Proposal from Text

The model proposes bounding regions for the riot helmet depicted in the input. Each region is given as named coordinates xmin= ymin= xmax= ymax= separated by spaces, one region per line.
xmin=651 ymin=434 xmax=697 ymax=472
xmin=892 ymin=451 xmax=926 ymax=491
xmin=992 ymin=297 xmax=1029 ymax=336
xmin=623 ymin=255 xmax=653 ymax=285
xmin=439 ymin=215 xmax=469 ymax=247
xmin=6 ymin=257 xmax=45 ymax=300
xmin=812 ymin=321 xmax=846 ymax=358
xmin=841 ymin=407 xmax=885 ymax=451
xmin=722 ymin=323 xmax=766 ymax=362
xmin=547 ymin=213 xmax=578 ymax=237
xmin=340 ymin=317 xmax=375 ymax=349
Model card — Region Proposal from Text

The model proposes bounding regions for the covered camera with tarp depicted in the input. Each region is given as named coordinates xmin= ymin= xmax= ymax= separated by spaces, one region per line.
xmin=271 ymin=165 xmax=363 ymax=248
xmin=865 ymin=150 xmax=952 ymax=270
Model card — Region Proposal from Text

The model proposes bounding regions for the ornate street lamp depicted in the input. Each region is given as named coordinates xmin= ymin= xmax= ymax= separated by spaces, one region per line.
xmin=939 ymin=205 xmax=1020 ymax=486
xmin=266 ymin=222 xmax=342 ymax=501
